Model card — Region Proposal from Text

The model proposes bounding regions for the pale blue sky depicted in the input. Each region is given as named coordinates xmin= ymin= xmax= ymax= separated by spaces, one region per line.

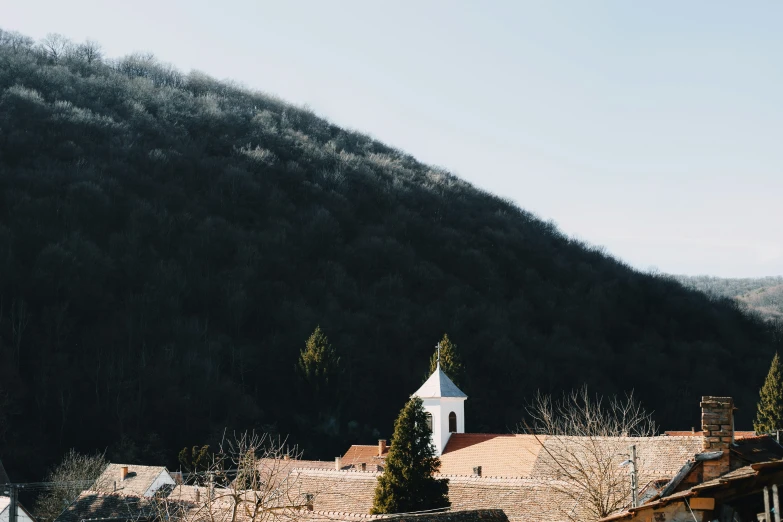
xmin=3 ymin=1 xmax=781 ymax=277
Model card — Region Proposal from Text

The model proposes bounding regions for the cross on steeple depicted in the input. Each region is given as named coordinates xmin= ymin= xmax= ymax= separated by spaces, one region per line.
xmin=436 ymin=342 xmax=441 ymax=368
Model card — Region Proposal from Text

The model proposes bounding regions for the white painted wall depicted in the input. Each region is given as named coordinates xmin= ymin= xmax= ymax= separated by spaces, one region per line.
xmin=421 ymin=396 xmax=465 ymax=456
xmin=142 ymin=470 xmax=176 ymax=497
xmin=0 ymin=498 xmax=35 ymax=522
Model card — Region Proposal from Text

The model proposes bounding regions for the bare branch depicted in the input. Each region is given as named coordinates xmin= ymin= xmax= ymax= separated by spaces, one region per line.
xmin=39 ymin=33 xmax=73 ymax=62
xmin=34 ymin=449 xmax=108 ymax=522
xmin=155 ymin=431 xmax=320 ymax=522
xmin=519 ymin=386 xmax=657 ymax=521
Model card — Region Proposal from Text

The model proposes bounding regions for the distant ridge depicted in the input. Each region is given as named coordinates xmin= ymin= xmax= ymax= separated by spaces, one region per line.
xmin=674 ymin=275 xmax=783 ymax=322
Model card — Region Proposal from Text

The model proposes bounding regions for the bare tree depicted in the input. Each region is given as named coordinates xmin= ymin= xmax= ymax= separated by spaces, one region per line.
xmin=34 ymin=449 xmax=108 ymax=522
xmin=73 ymin=40 xmax=103 ymax=64
xmin=0 ymin=29 xmax=35 ymax=53
xmin=39 ymin=33 xmax=73 ymax=61
xmin=157 ymin=431 xmax=320 ymax=522
xmin=520 ymin=386 xmax=657 ymax=522
xmin=114 ymin=52 xmax=157 ymax=79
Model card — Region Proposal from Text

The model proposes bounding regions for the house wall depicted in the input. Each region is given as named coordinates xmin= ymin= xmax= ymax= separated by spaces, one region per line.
xmin=0 ymin=504 xmax=36 ymax=522
xmin=421 ymin=396 xmax=465 ymax=456
xmin=142 ymin=470 xmax=176 ymax=497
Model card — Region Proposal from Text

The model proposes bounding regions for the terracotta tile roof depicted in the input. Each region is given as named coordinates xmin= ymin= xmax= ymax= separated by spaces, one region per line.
xmin=294 ymin=434 xmax=708 ymax=521
xmin=341 ymin=446 xmax=389 ymax=470
xmin=439 ymin=434 xmax=544 ymax=477
xmin=531 ymin=436 xmax=704 ymax=484
xmin=288 ymin=467 xmax=588 ymax=522
xmin=290 ymin=460 xmax=341 ymax=470
xmin=439 ymin=434 xmax=703 ymax=482
xmin=300 ymin=509 xmax=507 ymax=522
xmin=258 ymin=457 xmax=337 ymax=472
xmin=94 ymin=464 xmax=172 ymax=497
xmin=168 ymin=485 xmax=234 ymax=503
xmin=731 ymin=433 xmax=783 ymax=463
xmin=663 ymin=431 xmax=756 ymax=438
xmin=301 ymin=511 xmax=383 ymax=521
xmin=158 ymin=434 xmax=712 ymax=522
xmin=600 ymin=460 xmax=783 ymax=521
xmin=292 ymin=469 xmax=380 ymax=515
xmin=446 ymin=476 xmax=588 ymax=522
xmin=55 ymin=491 xmax=158 ymax=522
xmin=390 ymin=510 xmax=509 ymax=522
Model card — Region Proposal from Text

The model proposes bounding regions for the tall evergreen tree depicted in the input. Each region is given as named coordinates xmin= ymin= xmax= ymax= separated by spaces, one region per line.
xmin=428 ymin=334 xmax=464 ymax=386
xmin=754 ymin=353 xmax=783 ymax=434
xmin=371 ymin=397 xmax=449 ymax=514
xmin=296 ymin=326 xmax=340 ymax=394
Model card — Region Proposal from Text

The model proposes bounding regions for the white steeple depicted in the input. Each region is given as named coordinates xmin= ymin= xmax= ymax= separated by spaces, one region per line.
xmin=412 ymin=344 xmax=467 ymax=456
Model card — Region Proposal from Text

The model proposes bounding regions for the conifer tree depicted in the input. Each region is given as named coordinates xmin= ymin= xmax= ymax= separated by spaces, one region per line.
xmin=178 ymin=445 xmax=211 ymax=484
xmin=296 ymin=326 xmax=340 ymax=393
xmin=428 ymin=333 xmax=464 ymax=386
xmin=371 ymin=397 xmax=449 ymax=514
xmin=754 ymin=353 xmax=783 ymax=434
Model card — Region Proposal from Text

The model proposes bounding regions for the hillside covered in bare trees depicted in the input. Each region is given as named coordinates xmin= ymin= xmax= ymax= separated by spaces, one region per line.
xmin=0 ymin=29 xmax=780 ymax=481
xmin=675 ymin=276 xmax=783 ymax=323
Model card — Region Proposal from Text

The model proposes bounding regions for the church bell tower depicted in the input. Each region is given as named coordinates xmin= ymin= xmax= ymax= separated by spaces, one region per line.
xmin=412 ymin=345 xmax=467 ymax=456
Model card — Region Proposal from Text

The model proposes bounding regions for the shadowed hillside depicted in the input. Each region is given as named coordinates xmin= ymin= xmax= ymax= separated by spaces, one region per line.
xmin=0 ymin=29 xmax=780 ymax=480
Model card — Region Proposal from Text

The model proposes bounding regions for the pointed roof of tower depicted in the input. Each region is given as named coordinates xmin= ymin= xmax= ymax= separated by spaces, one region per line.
xmin=413 ymin=365 xmax=467 ymax=398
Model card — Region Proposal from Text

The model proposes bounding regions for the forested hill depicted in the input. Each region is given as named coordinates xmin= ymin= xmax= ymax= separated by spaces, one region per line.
xmin=0 ymin=29 xmax=780 ymax=480
xmin=675 ymin=276 xmax=783 ymax=323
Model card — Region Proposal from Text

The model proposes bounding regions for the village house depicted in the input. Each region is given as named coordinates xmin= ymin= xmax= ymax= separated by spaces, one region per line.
xmin=1 ymin=457 xmax=36 ymax=522
xmin=599 ymin=397 xmax=783 ymax=522
xmin=290 ymin=371 xmax=783 ymax=521
xmin=55 ymin=491 xmax=159 ymax=522
xmin=53 ymin=367 xmax=783 ymax=522
xmin=54 ymin=464 xmax=178 ymax=522
xmin=0 ymin=497 xmax=35 ymax=522
xmin=93 ymin=464 xmax=176 ymax=497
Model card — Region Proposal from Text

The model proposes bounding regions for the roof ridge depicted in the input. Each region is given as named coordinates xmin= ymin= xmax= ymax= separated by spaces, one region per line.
xmin=293 ymin=468 xmax=381 ymax=476
xmin=105 ymin=463 xmax=169 ymax=469
xmin=312 ymin=510 xmax=383 ymax=518
xmin=77 ymin=490 xmax=147 ymax=500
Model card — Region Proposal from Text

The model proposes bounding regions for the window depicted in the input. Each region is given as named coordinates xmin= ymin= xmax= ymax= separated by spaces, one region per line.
xmin=448 ymin=411 xmax=457 ymax=433
xmin=425 ymin=412 xmax=433 ymax=432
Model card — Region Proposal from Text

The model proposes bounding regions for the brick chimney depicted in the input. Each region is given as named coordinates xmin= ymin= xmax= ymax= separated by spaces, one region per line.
xmin=120 ymin=466 xmax=129 ymax=482
xmin=378 ymin=439 xmax=387 ymax=456
xmin=335 ymin=457 xmax=342 ymax=471
xmin=701 ymin=396 xmax=734 ymax=481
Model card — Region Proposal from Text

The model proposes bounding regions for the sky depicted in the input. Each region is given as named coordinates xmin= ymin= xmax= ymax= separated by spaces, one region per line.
xmin=3 ymin=1 xmax=781 ymax=277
